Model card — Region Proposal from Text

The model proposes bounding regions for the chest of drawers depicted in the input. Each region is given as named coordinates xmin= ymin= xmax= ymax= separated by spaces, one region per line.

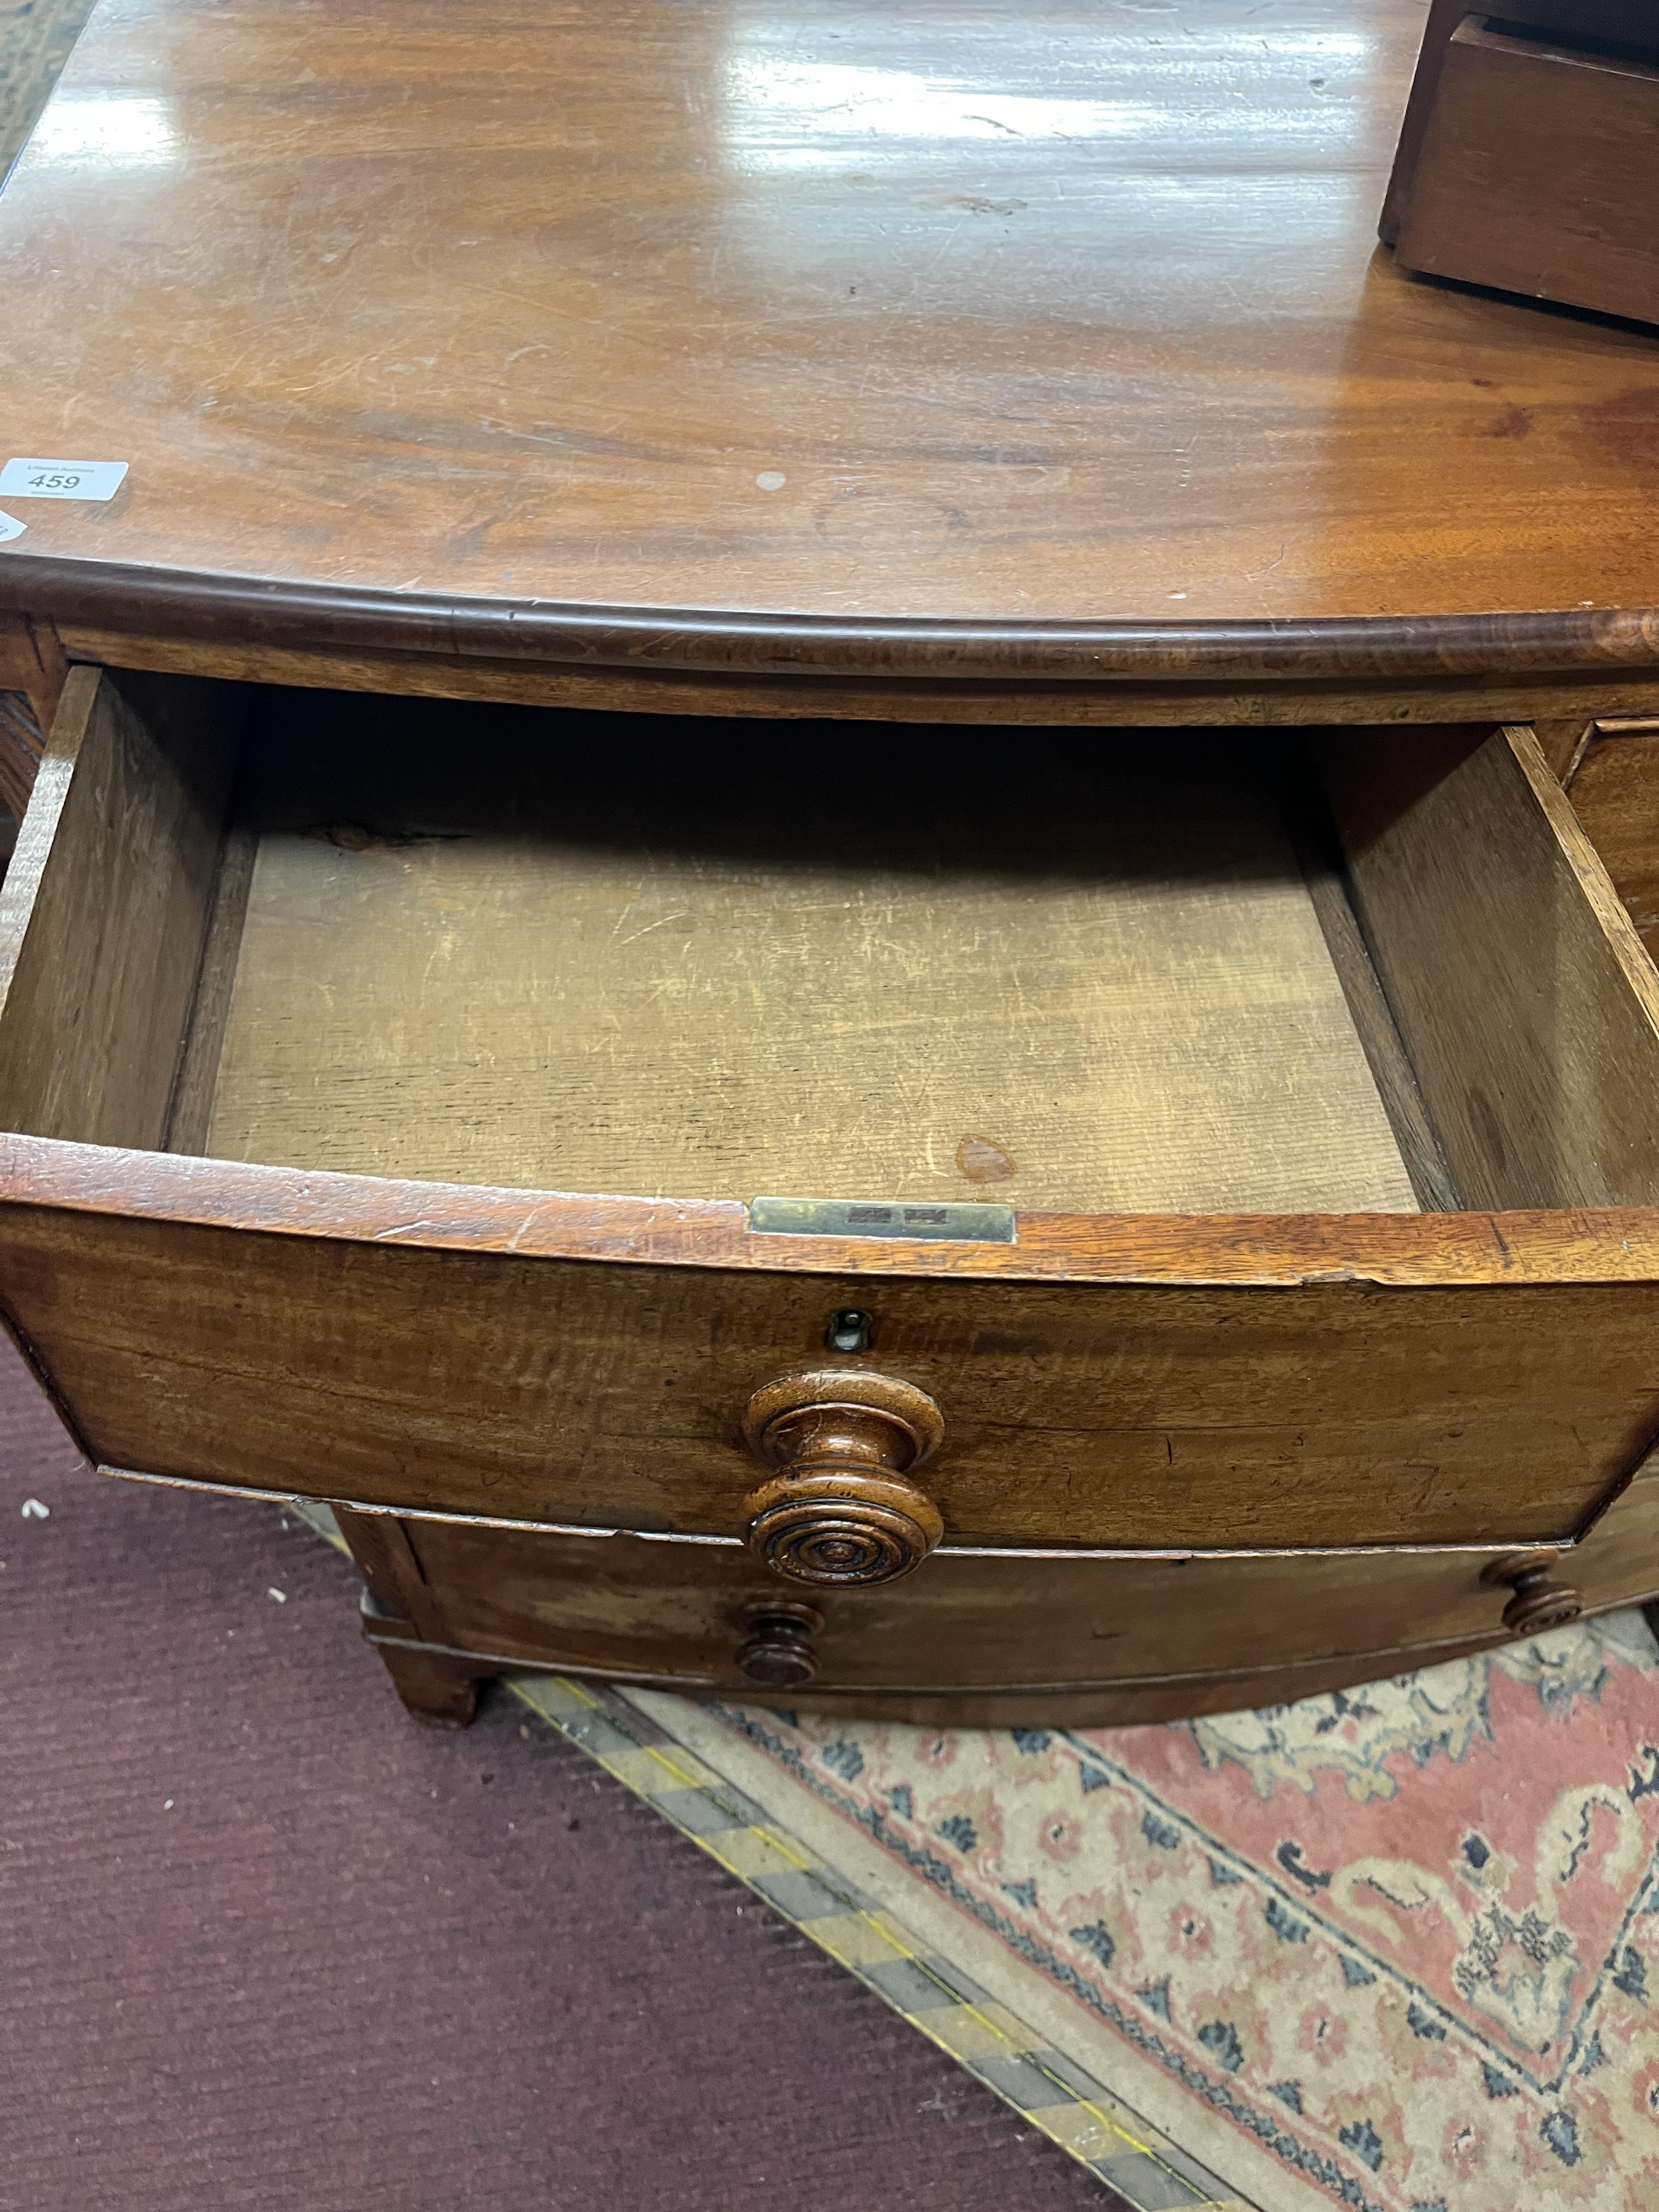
xmin=5 ymin=0 xmax=1659 ymax=1726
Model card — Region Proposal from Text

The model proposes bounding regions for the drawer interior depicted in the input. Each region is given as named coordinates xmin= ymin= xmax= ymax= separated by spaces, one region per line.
xmin=206 ymin=689 xmax=1417 ymax=1214
xmin=5 ymin=668 xmax=1659 ymax=1221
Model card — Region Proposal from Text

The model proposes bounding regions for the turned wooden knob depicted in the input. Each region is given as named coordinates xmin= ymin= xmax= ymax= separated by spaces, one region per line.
xmin=735 ymin=1608 xmax=822 ymax=1688
xmin=1483 ymin=1550 xmax=1583 ymax=1637
xmin=740 ymin=1369 xmax=944 ymax=1587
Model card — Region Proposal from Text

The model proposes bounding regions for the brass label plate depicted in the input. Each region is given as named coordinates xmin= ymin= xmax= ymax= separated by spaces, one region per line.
xmin=748 ymin=1196 xmax=1017 ymax=1244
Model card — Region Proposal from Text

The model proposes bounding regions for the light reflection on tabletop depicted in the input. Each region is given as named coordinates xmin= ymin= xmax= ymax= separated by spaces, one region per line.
xmin=0 ymin=0 xmax=1651 ymax=630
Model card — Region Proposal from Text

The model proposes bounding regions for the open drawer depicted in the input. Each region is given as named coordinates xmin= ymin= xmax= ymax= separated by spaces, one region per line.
xmin=4 ymin=668 xmax=1659 ymax=1577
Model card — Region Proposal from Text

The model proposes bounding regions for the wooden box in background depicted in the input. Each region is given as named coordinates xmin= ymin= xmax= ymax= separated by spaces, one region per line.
xmin=1385 ymin=3 xmax=1659 ymax=328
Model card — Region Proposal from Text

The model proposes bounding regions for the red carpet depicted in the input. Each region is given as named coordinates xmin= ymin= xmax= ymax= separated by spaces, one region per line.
xmin=0 ymin=1334 xmax=1114 ymax=2210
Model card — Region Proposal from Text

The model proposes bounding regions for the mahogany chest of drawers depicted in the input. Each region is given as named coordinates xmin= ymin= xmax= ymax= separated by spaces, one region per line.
xmin=6 ymin=0 xmax=1659 ymax=1727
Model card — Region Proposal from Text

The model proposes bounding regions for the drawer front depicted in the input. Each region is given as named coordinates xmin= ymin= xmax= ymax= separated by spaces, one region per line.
xmin=8 ymin=1200 xmax=1659 ymax=1554
xmin=338 ymin=1491 xmax=1656 ymax=1721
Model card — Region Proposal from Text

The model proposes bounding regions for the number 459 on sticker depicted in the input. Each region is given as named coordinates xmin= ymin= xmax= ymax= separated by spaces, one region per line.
xmin=0 ymin=458 xmax=129 ymax=501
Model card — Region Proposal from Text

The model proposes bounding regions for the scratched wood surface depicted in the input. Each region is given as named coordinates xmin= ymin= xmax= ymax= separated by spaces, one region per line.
xmin=375 ymin=1508 xmax=1550 ymax=1692
xmin=1 ymin=0 xmax=1658 ymax=690
xmin=10 ymin=1198 xmax=1659 ymax=1548
xmin=202 ymin=707 xmax=1416 ymax=1213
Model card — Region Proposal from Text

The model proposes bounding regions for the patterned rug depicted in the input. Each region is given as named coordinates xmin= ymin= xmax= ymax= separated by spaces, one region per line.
xmin=628 ymin=1615 xmax=1659 ymax=2211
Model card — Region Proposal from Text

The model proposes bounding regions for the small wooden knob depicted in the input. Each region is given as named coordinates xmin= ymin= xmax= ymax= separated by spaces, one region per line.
xmin=1502 ymin=1575 xmax=1583 ymax=1637
xmin=740 ymin=1369 xmax=944 ymax=1588
xmin=1483 ymin=1551 xmax=1583 ymax=1638
xmin=735 ymin=1610 xmax=821 ymax=1688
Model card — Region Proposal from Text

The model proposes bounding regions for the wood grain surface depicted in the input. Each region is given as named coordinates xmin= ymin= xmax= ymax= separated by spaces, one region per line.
xmin=1395 ymin=16 xmax=1659 ymax=330
xmin=48 ymin=625 xmax=1659 ymax=730
xmin=0 ymin=696 xmax=45 ymax=822
xmin=1560 ymin=721 xmax=1659 ymax=962
xmin=206 ymin=713 xmax=1416 ymax=1215
xmin=8 ymin=673 xmax=1659 ymax=1565
xmin=163 ymin=822 xmax=258 ymax=1157
xmin=10 ymin=1196 xmax=1659 ymax=1549
xmin=1280 ymin=772 xmax=1461 ymax=1211
xmin=0 ymin=669 xmax=233 ymax=1148
xmin=366 ymin=1514 xmax=1547 ymax=1691
xmin=332 ymin=1438 xmax=1659 ymax=1723
xmin=18 ymin=1130 xmax=1659 ymax=1284
xmin=0 ymin=615 xmax=66 ymax=816
xmin=1381 ymin=0 xmax=1657 ymax=243
xmin=1320 ymin=723 xmax=1659 ymax=1210
xmin=1 ymin=0 xmax=1658 ymax=682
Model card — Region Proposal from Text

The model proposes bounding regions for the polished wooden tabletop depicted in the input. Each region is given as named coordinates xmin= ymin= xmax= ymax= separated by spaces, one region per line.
xmin=1 ymin=0 xmax=1657 ymax=680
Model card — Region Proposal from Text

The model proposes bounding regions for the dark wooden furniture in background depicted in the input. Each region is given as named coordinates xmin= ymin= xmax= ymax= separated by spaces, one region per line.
xmin=5 ymin=0 xmax=1659 ymax=1729
xmin=1385 ymin=2 xmax=1659 ymax=326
